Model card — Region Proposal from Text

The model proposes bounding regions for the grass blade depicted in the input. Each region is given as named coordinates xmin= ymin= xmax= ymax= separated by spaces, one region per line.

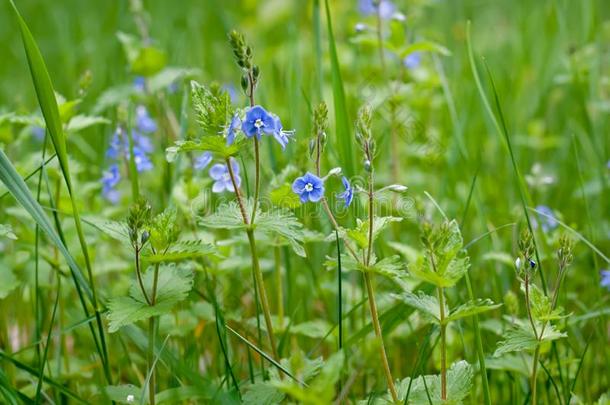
xmin=324 ymin=0 xmax=355 ymax=176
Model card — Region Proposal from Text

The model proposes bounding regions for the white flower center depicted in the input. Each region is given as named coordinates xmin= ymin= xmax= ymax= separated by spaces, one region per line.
xmin=254 ymin=118 xmax=264 ymax=128
xmin=304 ymin=183 xmax=314 ymax=192
xmin=223 ymin=173 xmax=231 ymax=182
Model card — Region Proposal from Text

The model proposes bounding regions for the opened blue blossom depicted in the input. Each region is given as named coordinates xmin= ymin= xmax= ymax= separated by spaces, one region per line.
xmin=209 ymin=159 xmax=241 ymax=193
xmin=136 ymin=105 xmax=157 ymax=133
xmin=101 ymin=164 xmax=121 ymax=203
xmin=292 ymin=172 xmax=325 ymax=203
xmin=601 ymin=270 xmax=610 ymax=291
xmin=534 ymin=205 xmax=558 ymax=232
xmin=225 ymin=114 xmax=241 ymax=145
xmin=194 ymin=152 xmax=213 ymax=170
xmin=359 ymin=0 xmax=395 ymax=19
xmin=338 ymin=176 xmax=354 ymax=207
xmin=403 ymin=52 xmax=421 ymax=69
xmin=271 ymin=114 xmax=294 ymax=150
xmin=242 ymin=105 xmax=275 ymax=139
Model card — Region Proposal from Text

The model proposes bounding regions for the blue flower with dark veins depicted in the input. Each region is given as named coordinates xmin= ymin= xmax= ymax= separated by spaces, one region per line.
xmin=136 ymin=105 xmax=157 ymax=133
xmin=292 ymin=172 xmax=325 ymax=203
xmin=403 ymin=52 xmax=421 ymax=69
xmin=271 ymin=114 xmax=295 ymax=150
xmin=209 ymin=159 xmax=241 ymax=193
xmin=194 ymin=152 xmax=213 ymax=170
xmin=338 ymin=176 xmax=354 ymax=207
xmin=242 ymin=105 xmax=275 ymax=139
xmin=601 ymin=270 xmax=610 ymax=291
xmin=225 ymin=114 xmax=242 ymax=146
xmin=101 ymin=164 xmax=121 ymax=203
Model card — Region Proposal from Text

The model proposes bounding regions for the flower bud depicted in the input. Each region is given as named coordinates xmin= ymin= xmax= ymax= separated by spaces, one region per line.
xmin=387 ymin=184 xmax=407 ymax=192
xmin=141 ymin=230 xmax=150 ymax=245
xmin=364 ymin=159 xmax=372 ymax=172
xmin=240 ymin=74 xmax=249 ymax=92
xmin=328 ymin=167 xmax=342 ymax=176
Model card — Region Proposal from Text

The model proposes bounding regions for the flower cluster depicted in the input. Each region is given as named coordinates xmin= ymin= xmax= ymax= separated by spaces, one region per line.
xmin=100 ymin=105 xmax=157 ymax=202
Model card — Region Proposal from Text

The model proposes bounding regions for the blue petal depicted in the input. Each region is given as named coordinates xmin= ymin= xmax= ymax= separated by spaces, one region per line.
xmin=308 ymin=186 xmax=324 ymax=202
xmin=194 ymin=152 xmax=213 ymax=170
xmin=209 ymin=163 xmax=226 ymax=180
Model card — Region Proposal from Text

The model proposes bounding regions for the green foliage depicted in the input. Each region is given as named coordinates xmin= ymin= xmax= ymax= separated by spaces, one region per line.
xmin=409 ymin=220 xmax=470 ymax=288
xmin=396 ymin=291 xmax=443 ymax=323
xmin=394 ymin=361 xmax=473 ymax=404
xmin=141 ymin=240 xmax=216 ymax=265
xmin=190 ymin=81 xmax=233 ymax=137
xmin=107 ymin=265 xmax=193 ymax=333
xmin=446 ymin=299 xmax=502 ymax=323
xmin=0 ymin=224 xmax=17 ymax=240
xmin=493 ymin=322 xmax=566 ymax=357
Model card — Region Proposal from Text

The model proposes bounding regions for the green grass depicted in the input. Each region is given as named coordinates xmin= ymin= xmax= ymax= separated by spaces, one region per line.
xmin=0 ymin=0 xmax=608 ymax=403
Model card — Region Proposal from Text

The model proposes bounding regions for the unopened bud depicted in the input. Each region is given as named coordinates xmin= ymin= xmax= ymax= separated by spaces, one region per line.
xmin=387 ymin=184 xmax=407 ymax=192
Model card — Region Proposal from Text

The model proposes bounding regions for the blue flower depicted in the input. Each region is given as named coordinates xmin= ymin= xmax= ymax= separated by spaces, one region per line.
xmin=338 ymin=176 xmax=354 ymax=207
xmin=106 ymin=128 xmax=123 ymax=159
xmin=534 ymin=205 xmax=558 ymax=233
xmin=270 ymin=114 xmax=294 ymax=150
xmin=132 ymin=146 xmax=154 ymax=172
xmin=136 ymin=105 xmax=157 ymax=133
xmin=101 ymin=164 xmax=121 ymax=203
xmin=194 ymin=152 xmax=213 ymax=170
xmin=359 ymin=0 xmax=395 ymax=19
xmin=225 ymin=114 xmax=241 ymax=146
xmin=242 ymin=105 xmax=276 ymax=139
xmin=403 ymin=52 xmax=421 ymax=69
xmin=32 ymin=126 xmax=45 ymax=141
xmin=133 ymin=76 xmax=146 ymax=92
xmin=209 ymin=159 xmax=241 ymax=193
xmin=292 ymin=172 xmax=325 ymax=203
xmin=601 ymin=270 xmax=610 ymax=291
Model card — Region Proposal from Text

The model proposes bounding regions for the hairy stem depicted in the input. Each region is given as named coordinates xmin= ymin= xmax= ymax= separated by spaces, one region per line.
xmin=274 ymin=246 xmax=284 ymax=329
xmin=531 ymin=345 xmax=540 ymax=405
xmin=147 ymin=263 xmax=160 ymax=405
xmin=438 ymin=287 xmax=447 ymax=401
xmin=135 ymin=247 xmax=151 ymax=305
xmin=247 ymin=229 xmax=279 ymax=360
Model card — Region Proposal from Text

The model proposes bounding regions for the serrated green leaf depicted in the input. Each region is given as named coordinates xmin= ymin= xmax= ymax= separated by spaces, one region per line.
xmin=446 ymin=299 xmax=502 ymax=323
xmin=493 ymin=325 xmax=537 ymax=356
xmin=142 ymin=240 xmax=216 ymax=264
xmin=199 ymin=201 xmax=247 ymax=230
xmin=408 ymin=254 xmax=470 ymax=288
xmin=243 ymin=382 xmax=284 ymax=405
xmin=107 ymin=265 xmax=193 ymax=333
xmin=256 ymin=208 xmax=306 ymax=257
xmin=84 ymin=217 xmax=131 ymax=246
xmin=190 ymin=81 xmax=233 ymax=136
xmin=368 ymin=255 xmax=407 ymax=281
xmin=395 ymin=361 xmax=473 ymax=404
xmin=395 ymin=291 xmax=443 ymax=323
xmin=166 ymin=138 xmax=241 ymax=162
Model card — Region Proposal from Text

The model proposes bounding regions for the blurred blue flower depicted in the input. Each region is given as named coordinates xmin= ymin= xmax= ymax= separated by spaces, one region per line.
xmin=403 ymin=52 xmax=421 ymax=69
xmin=132 ymin=130 xmax=154 ymax=154
xmin=338 ymin=176 xmax=354 ymax=207
xmin=106 ymin=128 xmax=123 ymax=159
xmin=132 ymin=146 xmax=154 ymax=172
xmin=534 ymin=205 xmax=558 ymax=232
xmin=225 ymin=114 xmax=241 ymax=145
xmin=136 ymin=105 xmax=157 ymax=133
xmin=222 ymin=83 xmax=238 ymax=103
xmin=242 ymin=105 xmax=275 ymax=139
xmin=359 ymin=0 xmax=395 ymax=19
xmin=32 ymin=126 xmax=45 ymax=141
xmin=292 ymin=172 xmax=325 ymax=203
xmin=106 ymin=128 xmax=154 ymax=172
xmin=101 ymin=164 xmax=121 ymax=203
xmin=271 ymin=114 xmax=294 ymax=150
xmin=133 ymin=76 xmax=146 ymax=92
xmin=194 ymin=152 xmax=213 ymax=170
xmin=601 ymin=270 xmax=610 ymax=291
xmin=209 ymin=159 xmax=240 ymax=193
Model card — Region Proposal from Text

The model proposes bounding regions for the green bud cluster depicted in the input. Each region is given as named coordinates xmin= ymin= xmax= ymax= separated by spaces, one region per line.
xmin=128 ymin=197 xmax=152 ymax=247
xmin=355 ymin=104 xmax=375 ymax=171
xmin=228 ymin=30 xmax=260 ymax=95
xmin=556 ymin=234 xmax=574 ymax=270
xmin=309 ymin=102 xmax=328 ymax=158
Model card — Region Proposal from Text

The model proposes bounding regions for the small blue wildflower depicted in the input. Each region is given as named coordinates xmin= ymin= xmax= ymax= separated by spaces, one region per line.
xmin=194 ymin=152 xmax=213 ymax=170
xmin=132 ymin=130 xmax=154 ymax=154
xmin=359 ymin=0 xmax=395 ymax=19
xmin=225 ymin=114 xmax=241 ymax=146
xmin=32 ymin=126 xmax=45 ymax=141
xmin=535 ymin=205 xmax=558 ymax=233
xmin=601 ymin=270 xmax=610 ymax=291
xmin=292 ymin=172 xmax=325 ymax=203
xmin=403 ymin=52 xmax=421 ymax=69
xmin=209 ymin=159 xmax=240 ymax=193
xmin=270 ymin=114 xmax=295 ymax=150
xmin=106 ymin=128 xmax=123 ymax=159
xmin=101 ymin=164 xmax=121 ymax=203
xmin=133 ymin=76 xmax=146 ymax=92
xmin=242 ymin=105 xmax=275 ymax=139
xmin=136 ymin=105 xmax=157 ymax=133
xmin=338 ymin=176 xmax=354 ymax=207
xmin=132 ymin=146 xmax=154 ymax=172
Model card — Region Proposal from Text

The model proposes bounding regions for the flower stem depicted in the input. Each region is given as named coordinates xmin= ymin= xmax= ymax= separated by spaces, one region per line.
xmin=274 ymin=246 xmax=284 ymax=329
xmin=147 ymin=263 xmax=160 ymax=405
xmin=438 ymin=287 xmax=447 ymax=401
xmin=251 ymin=137 xmax=260 ymax=223
xmin=364 ymin=170 xmax=398 ymax=403
xmin=364 ymin=273 xmax=398 ymax=403
xmin=247 ymin=228 xmax=279 ymax=360
xmin=531 ymin=345 xmax=540 ymax=405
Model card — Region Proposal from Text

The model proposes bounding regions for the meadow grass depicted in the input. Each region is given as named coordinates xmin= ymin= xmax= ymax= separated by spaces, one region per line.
xmin=0 ymin=0 xmax=608 ymax=404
